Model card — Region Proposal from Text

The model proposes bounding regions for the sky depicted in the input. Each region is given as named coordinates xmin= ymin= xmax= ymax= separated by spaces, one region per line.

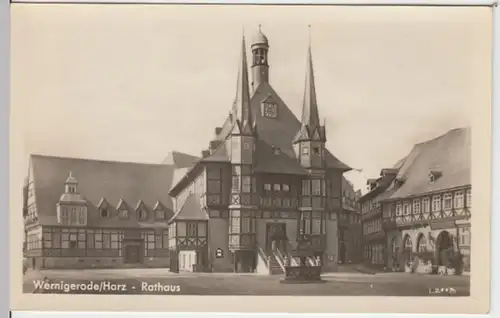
xmin=11 ymin=4 xmax=491 ymax=193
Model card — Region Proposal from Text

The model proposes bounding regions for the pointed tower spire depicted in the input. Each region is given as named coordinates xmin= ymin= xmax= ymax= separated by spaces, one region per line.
xmin=232 ymin=32 xmax=255 ymax=136
xmin=294 ymin=26 xmax=325 ymax=144
xmin=302 ymin=26 xmax=320 ymax=132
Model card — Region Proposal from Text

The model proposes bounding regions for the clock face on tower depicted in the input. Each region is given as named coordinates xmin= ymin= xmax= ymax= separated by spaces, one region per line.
xmin=263 ymin=103 xmax=277 ymax=118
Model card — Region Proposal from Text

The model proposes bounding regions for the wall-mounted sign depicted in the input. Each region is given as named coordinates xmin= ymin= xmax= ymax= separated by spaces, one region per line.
xmin=215 ymin=248 xmax=224 ymax=258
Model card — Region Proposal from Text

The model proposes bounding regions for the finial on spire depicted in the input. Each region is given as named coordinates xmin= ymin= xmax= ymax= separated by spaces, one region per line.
xmin=259 ymin=24 xmax=262 ymax=32
xmin=308 ymin=24 xmax=312 ymax=46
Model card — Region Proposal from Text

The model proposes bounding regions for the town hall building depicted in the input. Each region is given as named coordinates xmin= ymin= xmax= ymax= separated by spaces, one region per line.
xmin=23 ymin=28 xmax=352 ymax=274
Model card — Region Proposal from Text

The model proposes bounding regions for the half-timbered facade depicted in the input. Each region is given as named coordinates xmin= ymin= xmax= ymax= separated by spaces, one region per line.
xmin=22 ymin=151 xmax=197 ymax=269
xmin=359 ymin=168 xmax=400 ymax=268
xmin=339 ymin=178 xmax=362 ymax=264
xmin=381 ymin=128 xmax=471 ymax=274
xmin=168 ymin=29 xmax=351 ymax=273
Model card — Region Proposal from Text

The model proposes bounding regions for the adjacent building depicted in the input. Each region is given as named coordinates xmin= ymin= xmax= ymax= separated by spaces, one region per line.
xmin=359 ymin=168 xmax=400 ymax=268
xmin=383 ymin=127 xmax=471 ymax=274
xmin=360 ymin=127 xmax=471 ymax=274
xmin=339 ymin=177 xmax=362 ymax=264
xmin=23 ymin=151 xmax=197 ymax=269
xmin=23 ymin=28 xmax=353 ymax=273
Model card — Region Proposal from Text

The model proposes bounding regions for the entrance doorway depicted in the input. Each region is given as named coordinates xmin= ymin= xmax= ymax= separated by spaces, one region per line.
xmin=436 ymin=231 xmax=453 ymax=266
xmin=124 ymin=241 xmax=143 ymax=264
xmin=266 ymin=223 xmax=287 ymax=254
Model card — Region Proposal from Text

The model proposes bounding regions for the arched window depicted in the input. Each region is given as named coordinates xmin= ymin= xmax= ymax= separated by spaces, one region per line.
xmin=403 ymin=235 xmax=412 ymax=251
xmin=417 ymin=234 xmax=427 ymax=252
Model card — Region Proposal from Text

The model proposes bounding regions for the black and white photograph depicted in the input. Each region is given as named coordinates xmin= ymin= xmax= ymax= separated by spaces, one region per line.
xmin=10 ymin=3 xmax=492 ymax=313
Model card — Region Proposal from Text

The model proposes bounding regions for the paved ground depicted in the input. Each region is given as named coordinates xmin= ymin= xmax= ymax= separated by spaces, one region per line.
xmin=23 ymin=268 xmax=470 ymax=296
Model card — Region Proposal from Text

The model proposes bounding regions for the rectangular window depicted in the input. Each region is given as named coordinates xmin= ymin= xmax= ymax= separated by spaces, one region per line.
xmin=413 ymin=199 xmax=421 ymax=214
xmin=466 ymin=189 xmax=471 ymax=207
xmin=242 ymin=176 xmax=251 ymax=193
xmin=302 ymin=147 xmax=309 ymax=155
xmin=177 ymin=222 xmax=186 ymax=237
xmin=282 ymin=184 xmax=290 ymax=192
xmin=301 ymin=180 xmax=311 ymax=196
xmin=460 ymin=227 xmax=470 ymax=246
xmin=283 ymin=198 xmax=291 ymax=207
xmin=403 ymin=202 xmax=411 ymax=215
xmin=43 ymin=233 xmax=52 ymax=248
xmin=163 ymin=231 xmax=169 ymax=248
xmin=302 ymin=212 xmax=311 ymax=235
xmin=395 ymin=204 xmax=402 ymax=216
xmin=273 ymin=184 xmax=281 ymax=191
xmin=111 ymin=233 xmax=119 ymax=249
xmin=454 ymin=191 xmax=464 ymax=208
xmin=187 ymin=223 xmax=197 ymax=237
xmin=231 ymin=176 xmax=240 ymax=192
xmin=241 ymin=218 xmax=252 ymax=233
xmin=432 ymin=195 xmax=441 ymax=212
xmin=102 ymin=233 xmax=110 ymax=249
xmin=312 ymin=219 xmax=321 ymax=234
xmin=70 ymin=208 xmax=77 ymax=224
xmin=87 ymin=233 xmax=94 ymax=249
xmin=197 ymin=222 xmax=207 ymax=237
xmin=311 ymin=180 xmax=321 ymax=195
xmin=78 ymin=209 xmax=85 ymax=224
xmin=230 ymin=216 xmax=241 ymax=233
xmin=147 ymin=233 xmax=155 ymax=249
xmin=443 ymin=193 xmax=452 ymax=210
xmin=264 ymin=183 xmax=271 ymax=191
xmin=155 ymin=234 xmax=162 ymax=249
xmin=422 ymin=197 xmax=430 ymax=213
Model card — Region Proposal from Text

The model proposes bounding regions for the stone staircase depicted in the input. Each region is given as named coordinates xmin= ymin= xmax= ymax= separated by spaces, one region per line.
xmin=269 ymin=253 xmax=284 ymax=275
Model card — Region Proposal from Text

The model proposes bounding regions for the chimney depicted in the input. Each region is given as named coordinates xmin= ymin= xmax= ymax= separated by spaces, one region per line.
xmin=209 ymin=140 xmax=222 ymax=153
xmin=215 ymin=127 xmax=222 ymax=136
xmin=201 ymin=150 xmax=210 ymax=158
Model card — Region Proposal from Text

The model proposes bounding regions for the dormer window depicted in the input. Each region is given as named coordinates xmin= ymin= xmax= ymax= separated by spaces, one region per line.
xmin=101 ymin=208 xmax=109 ymax=218
xmin=302 ymin=147 xmax=309 ymax=155
xmin=272 ymin=146 xmax=281 ymax=155
xmin=313 ymin=147 xmax=320 ymax=155
xmin=139 ymin=209 xmax=148 ymax=221
xmin=394 ymin=176 xmax=406 ymax=187
xmin=118 ymin=209 xmax=129 ymax=219
xmin=428 ymin=170 xmax=442 ymax=183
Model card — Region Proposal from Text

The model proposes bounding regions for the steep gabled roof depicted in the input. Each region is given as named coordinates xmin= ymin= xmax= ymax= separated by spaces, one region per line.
xmin=116 ymin=198 xmax=129 ymax=210
xmin=388 ymin=127 xmax=471 ymax=200
xmin=30 ymin=154 xmax=175 ymax=227
xmin=168 ymin=193 xmax=208 ymax=223
xmin=216 ymin=82 xmax=350 ymax=173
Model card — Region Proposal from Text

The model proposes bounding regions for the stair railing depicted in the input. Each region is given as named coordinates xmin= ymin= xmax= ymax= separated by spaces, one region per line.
xmin=256 ymin=245 xmax=271 ymax=272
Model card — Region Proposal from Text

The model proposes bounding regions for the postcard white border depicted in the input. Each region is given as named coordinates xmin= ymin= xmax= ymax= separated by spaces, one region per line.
xmin=6 ymin=0 xmax=499 ymax=317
